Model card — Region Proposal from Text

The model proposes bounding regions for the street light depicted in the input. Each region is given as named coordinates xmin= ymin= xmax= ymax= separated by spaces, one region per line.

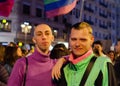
xmin=21 ymin=22 xmax=32 ymax=46
xmin=53 ymin=30 xmax=58 ymax=38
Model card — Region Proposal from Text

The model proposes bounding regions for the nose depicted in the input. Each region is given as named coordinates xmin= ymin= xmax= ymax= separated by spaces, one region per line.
xmin=41 ymin=34 xmax=47 ymax=39
xmin=75 ymin=40 xmax=81 ymax=47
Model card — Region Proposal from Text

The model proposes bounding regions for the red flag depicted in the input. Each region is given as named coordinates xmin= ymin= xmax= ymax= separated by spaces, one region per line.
xmin=0 ymin=0 xmax=14 ymax=17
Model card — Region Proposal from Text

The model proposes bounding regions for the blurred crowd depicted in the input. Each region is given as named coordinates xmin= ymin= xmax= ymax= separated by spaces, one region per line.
xmin=0 ymin=42 xmax=34 ymax=86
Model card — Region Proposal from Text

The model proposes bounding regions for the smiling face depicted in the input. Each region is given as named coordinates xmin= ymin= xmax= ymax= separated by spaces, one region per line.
xmin=32 ymin=24 xmax=54 ymax=54
xmin=69 ymin=22 xmax=94 ymax=58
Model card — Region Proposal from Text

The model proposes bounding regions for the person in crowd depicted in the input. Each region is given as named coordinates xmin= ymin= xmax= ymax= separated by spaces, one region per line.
xmin=25 ymin=45 xmax=35 ymax=57
xmin=8 ymin=42 xmax=16 ymax=47
xmin=17 ymin=47 xmax=23 ymax=58
xmin=53 ymin=22 xmax=117 ymax=86
xmin=92 ymin=40 xmax=106 ymax=57
xmin=8 ymin=23 xmax=66 ymax=86
xmin=50 ymin=43 xmax=70 ymax=59
xmin=0 ymin=45 xmax=6 ymax=65
xmin=107 ymin=50 xmax=115 ymax=64
xmin=4 ymin=46 xmax=22 ymax=75
xmin=114 ymin=38 xmax=120 ymax=85
xmin=0 ymin=64 xmax=9 ymax=86
xmin=0 ymin=45 xmax=9 ymax=86
xmin=21 ymin=48 xmax=29 ymax=57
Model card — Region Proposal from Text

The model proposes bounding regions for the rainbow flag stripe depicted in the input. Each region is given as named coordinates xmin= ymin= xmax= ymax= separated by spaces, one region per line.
xmin=44 ymin=0 xmax=77 ymax=18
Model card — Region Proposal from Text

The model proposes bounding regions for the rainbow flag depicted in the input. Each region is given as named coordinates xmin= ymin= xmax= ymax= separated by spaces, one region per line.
xmin=44 ymin=0 xmax=77 ymax=18
xmin=0 ymin=0 xmax=14 ymax=17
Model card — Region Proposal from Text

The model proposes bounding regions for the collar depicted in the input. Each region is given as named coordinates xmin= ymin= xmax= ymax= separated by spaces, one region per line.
xmin=69 ymin=48 xmax=93 ymax=64
xmin=31 ymin=49 xmax=51 ymax=62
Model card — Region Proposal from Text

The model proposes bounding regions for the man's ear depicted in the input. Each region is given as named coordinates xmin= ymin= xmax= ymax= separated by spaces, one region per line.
xmin=52 ymin=35 xmax=54 ymax=42
xmin=91 ymin=36 xmax=94 ymax=46
xmin=32 ymin=37 xmax=36 ymax=44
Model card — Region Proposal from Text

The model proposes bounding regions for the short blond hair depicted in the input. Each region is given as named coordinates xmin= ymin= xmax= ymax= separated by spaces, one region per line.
xmin=71 ymin=22 xmax=93 ymax=34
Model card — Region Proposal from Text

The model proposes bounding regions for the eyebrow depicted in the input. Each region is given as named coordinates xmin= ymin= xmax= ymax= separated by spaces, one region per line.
xmin=45 ymin=30 xmax=51 ymax=33
xmin=36 ymin=30 xmax=50 ymax=33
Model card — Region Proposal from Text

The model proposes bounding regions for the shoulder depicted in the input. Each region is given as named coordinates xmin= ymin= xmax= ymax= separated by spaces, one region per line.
xmin=16 ymin=57 xmax=26 ymax=63
xmin=96 ymin=56 xmax=112 ymax=63
xmin=13 ymin=57 xmax=27 ymax=68
xmin=10 ymin=58 xmax=27 ymax=76
xmin=95 ymin=57 xmax=114 ymax=72
xmin=93 ymin=56 xmax=112 ymax=70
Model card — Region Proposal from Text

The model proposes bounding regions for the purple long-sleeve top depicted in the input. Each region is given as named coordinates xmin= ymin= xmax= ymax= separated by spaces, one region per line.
xmin=8 ymin=49 xmax=56 ymax=86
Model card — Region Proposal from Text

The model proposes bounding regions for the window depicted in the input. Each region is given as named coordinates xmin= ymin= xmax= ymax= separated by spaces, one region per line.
xmin=23 ymin=4 xmax=30 ymax=15
xmin=95 ymin=18 xmax=97 ymax=23
xmin=89 ymin=16 xmax=91 ymax=21
xmin=62 ymin=17 xmax=67 ymax=23
xmin=89 ymin=3 xmax=91 ymax=8
xmin=95 ymin=6 xmax=97 ymax=12
xmin=99 ymin=33 xmax=101 ymax=38
xmin=36 ymin=8 xmax=42 ymax=17
xmin=76 ymin=9 xmax=80 ymax=18
xmin=99 ymin=20 xmax=101 ymax=25
xmin=95 ymin=32 xmax=97 ymax=38
xmin=0 ymin=19 xmax=11 ymax=32
xmin=73 ymin=9 xmax=75 ymax=15
xmin=103 ymin=34 xmax=105 ymax=39
xmin=70 ymin=11 xmax=72 ymax=15
xmin=54 ymin=16 xmax=58 ymax=22
xmin=84 ymin=14 xmax=86 ymax=20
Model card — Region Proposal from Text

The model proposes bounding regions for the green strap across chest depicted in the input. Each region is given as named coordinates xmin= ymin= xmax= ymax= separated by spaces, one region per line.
xmin=80 ymin=56 xmax=97 ymax=86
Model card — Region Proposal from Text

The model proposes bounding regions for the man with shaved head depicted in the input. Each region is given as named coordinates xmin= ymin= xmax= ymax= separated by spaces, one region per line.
xmin=8 ymin=24 xmax=65 ymax=86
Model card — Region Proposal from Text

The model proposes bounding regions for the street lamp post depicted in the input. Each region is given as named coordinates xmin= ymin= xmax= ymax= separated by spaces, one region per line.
xmin=21 ymin=22 xmax=32 ymax=46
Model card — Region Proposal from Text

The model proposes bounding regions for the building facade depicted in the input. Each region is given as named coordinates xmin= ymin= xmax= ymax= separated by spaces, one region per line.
xmin=0 ymin=0 xmax=119 ymax=51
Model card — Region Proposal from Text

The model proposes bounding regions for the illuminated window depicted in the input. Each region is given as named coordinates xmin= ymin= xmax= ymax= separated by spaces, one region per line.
xmin=0 ymin=19 xmax=11 ymax=32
